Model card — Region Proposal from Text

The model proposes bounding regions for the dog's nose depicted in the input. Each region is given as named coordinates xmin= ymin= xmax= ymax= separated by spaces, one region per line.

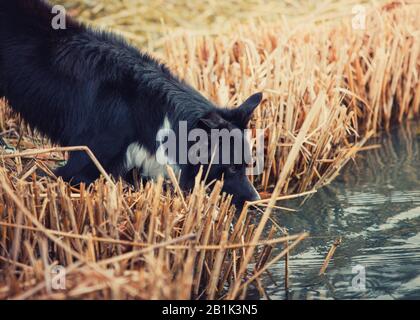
xmin=250 ymin=192 xmax=261 ymax=202
xmin=249 ymin=185 xmax=261 ymax=202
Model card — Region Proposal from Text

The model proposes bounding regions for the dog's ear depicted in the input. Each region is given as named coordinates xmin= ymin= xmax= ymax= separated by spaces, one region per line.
xmin=198 ymin=112 xmax=227 ymax=131
xmin=230 ymin=92 xmax=263 ymax=128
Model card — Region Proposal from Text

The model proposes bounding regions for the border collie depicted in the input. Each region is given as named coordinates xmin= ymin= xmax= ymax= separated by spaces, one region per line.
xmin=0 ymin=0 xmax=262 ymax=209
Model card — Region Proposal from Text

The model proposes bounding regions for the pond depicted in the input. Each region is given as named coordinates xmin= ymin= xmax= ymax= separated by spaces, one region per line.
xmin=267 ymin=122 xmax=420 ymax=300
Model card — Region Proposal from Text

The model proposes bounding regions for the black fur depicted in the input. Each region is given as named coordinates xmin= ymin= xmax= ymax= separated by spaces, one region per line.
xmin=0 ymin=0 xmax=262 ymax=209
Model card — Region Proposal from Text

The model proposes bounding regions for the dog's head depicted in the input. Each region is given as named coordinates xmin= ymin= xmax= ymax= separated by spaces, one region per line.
xmin=180 ymin=93 xmax=263 ymax=210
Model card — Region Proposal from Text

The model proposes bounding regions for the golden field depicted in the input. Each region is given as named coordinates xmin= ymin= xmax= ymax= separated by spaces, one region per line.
xmin=0 ymin=0 xmax=418 ymax=299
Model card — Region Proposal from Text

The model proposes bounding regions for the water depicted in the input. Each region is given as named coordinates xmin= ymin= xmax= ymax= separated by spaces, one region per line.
xmin=267 ymin=122 xmax=420 ymax=300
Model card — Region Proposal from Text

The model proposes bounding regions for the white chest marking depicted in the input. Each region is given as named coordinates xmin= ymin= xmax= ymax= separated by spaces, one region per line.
xmin=125 ymin=143 xmax=166 ymax=178
xmin=125 ymin=117 xmax=178 ymax=179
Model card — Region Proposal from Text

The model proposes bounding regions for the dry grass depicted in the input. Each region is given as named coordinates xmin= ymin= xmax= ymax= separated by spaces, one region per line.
xmin=0 ymin=0 xmax=419 ymax=299
xmin=163 ymin=1 xmax=419 ymax=193
xmin=58 ymin=0 xmax=385 ymax=51
xmin=0 ymin=154 xmax=307 ymax=299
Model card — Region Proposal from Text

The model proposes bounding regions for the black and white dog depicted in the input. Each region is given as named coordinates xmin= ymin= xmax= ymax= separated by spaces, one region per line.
xmin=0 ymin=0 xmax=262 ymax=209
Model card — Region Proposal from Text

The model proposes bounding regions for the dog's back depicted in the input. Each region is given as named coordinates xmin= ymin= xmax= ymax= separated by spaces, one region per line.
xmin=0 ymin=0 xmax=85 ymax=140
xmin=0 ymin=0 xmax=146 ymax=144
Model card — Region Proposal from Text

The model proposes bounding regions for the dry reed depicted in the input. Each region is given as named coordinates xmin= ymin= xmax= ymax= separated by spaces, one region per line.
xmin=0 ymin=150 xmax=308 ymax=299
xmin=58 ymin=0 xmax=385 ymax=51
xmin=0 ymin=0 xmax=419 ymax=299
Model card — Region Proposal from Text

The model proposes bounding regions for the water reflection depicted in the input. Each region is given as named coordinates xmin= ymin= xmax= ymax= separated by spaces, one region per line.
xmin=268 ymin=122 xmax=420 ymax=300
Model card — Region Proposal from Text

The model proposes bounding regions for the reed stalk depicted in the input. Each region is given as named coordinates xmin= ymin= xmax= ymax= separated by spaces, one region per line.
xmin=0 ymin=0 xmax=418 ymax=299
